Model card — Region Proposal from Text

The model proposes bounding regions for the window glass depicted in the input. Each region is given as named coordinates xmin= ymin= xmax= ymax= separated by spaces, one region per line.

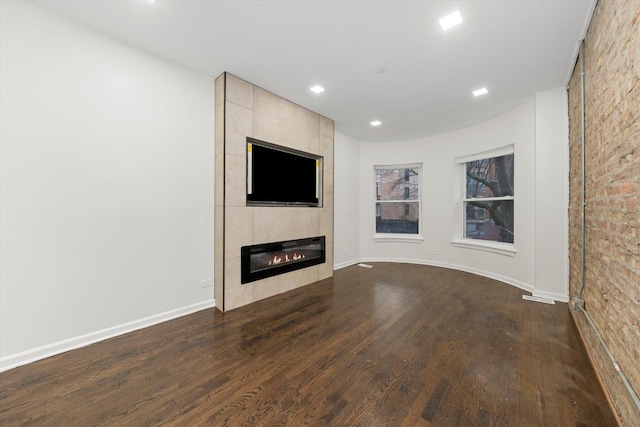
xmin=464 ymin=154 xmax=514 ymax=244
xmin=375 ymin=166 xmax=420 ymax=235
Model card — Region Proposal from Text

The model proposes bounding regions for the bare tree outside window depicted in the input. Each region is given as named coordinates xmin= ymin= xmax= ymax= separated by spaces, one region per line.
xmin=375 ymin=166 xmax=420 ymax=234
xmin=464 ymin=154 xmax=514 ymax=243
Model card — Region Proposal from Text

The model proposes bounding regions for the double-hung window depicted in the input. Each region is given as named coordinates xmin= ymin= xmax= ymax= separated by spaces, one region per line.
xmin=374 ymin=164 xmax=422 ymax=240
xmin=455 ymin=146 xmax=514 ymax=254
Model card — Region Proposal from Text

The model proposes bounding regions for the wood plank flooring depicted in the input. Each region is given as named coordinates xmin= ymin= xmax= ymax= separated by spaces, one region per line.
xmin=0 ymin=263 xmax=617 ymax=426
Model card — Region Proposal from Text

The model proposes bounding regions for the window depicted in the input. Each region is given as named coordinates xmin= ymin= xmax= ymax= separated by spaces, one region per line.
xmin=463 ymin=152 xmax=514 ymax=244
xmin=375 ymin=164 xmax=421 ymax=237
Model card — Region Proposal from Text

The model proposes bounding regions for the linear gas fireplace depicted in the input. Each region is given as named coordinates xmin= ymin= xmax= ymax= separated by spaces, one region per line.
xmin=241 ymin=236 xmax=326 ymax=284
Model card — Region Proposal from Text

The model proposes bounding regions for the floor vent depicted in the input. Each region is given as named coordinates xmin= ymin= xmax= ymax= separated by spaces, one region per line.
xmin=357 ymin=263 xmax=373 ymax=268
xmin=523 ymin=295 xmax=555 ymax=305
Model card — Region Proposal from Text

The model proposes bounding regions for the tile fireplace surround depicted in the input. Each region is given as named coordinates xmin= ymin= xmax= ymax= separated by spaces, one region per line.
xmin=214 ymin=73 xmax=334 ymax=312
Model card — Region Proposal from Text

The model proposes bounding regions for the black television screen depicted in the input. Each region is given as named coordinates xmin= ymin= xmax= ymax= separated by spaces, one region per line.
xmin=247 ymin=138 xmax=321 ymax=207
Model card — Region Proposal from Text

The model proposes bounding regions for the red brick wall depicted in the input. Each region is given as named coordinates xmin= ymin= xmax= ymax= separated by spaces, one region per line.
xmin=568 ymin=0 xmax=640 ymax=424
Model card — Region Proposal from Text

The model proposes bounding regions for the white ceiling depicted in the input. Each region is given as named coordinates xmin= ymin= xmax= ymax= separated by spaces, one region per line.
xmin=33 ymin=0 xmax=595 ymax=142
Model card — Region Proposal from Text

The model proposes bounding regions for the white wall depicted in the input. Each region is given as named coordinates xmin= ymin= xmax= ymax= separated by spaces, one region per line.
xmin=333 ymin=131 xmax=360 ymax=268
xmin=0 ymin=1 xmax=569 ymax=371
xmin=352 ymin=96 xmax=568 ymax=300
xmin=534 ymin=88 xmax=570 ymax=300
xmin=0 ymin=1 xmax=215 ymax=369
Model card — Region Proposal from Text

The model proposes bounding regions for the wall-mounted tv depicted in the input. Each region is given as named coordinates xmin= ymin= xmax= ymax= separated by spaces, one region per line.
xmin=246 ymin=138 xmax=322 ymax=207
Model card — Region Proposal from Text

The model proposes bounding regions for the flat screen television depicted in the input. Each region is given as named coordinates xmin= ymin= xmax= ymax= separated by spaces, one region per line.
xmin=246 ymin=138 xmax=322 ymax=207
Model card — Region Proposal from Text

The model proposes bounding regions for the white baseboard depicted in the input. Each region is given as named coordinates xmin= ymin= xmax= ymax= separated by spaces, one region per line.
xmin=333 ymin=259 xmax=360 ymax=270
xmin=353 ymin=258 xmax=570 ymax=302
xmin=532 ymin=290 xmax=569 ymax=303
xmin=523 ymin=295 xmax=556 ymax=304
xmin=1 ymin=262 xmax=567 ymax=372
xmin=0 ymin=299 xmax=216 ymax=373
xmin=357 ymin=257 xmax=537 ymax=295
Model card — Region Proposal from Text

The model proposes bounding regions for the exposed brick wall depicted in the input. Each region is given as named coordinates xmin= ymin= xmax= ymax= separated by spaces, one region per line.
xmin=568 ymin=0 xmax=640 ymax=424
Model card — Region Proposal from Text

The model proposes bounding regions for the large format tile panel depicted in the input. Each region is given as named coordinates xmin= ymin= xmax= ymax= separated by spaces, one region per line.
xmin=224 ymin=256 xmax=252 ymax=311
xmin=320 ymin=116 xmax=334 ymax=138
xmin=224 ymin=206 xmax=254 ymax=257
xmin=253 ymin=86 xmax=320 ymax=134
xmin=224 ymin=154 xmax=246 ymax=208
xmin=252 ymin=207 xmax=320 ymax=244
xmin=319 ymin=135 xmax=334 ymax=173
xmin=215 ymin=73 xmax=334 ymax=312
xmin=252 ymin=266 xmax=320 ymax=302
xmin=253 ymin=112 xmax=320 ymax=155
xmin=225 ymin=74 xmax=253 ymax=109
xmin=225 ymin=102 xmax=253 ymax=156
xmin=214 ymin=74 xmax=225 ymax=306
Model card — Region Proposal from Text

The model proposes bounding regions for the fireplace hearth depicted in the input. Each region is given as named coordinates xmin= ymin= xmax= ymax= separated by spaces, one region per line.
xmin=241 ymin=236 xmax=326 ymax=284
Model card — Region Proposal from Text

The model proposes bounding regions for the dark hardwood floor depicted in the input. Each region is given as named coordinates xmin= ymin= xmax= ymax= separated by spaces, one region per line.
xmin=0 ymin=263 xmax=616 ymax=426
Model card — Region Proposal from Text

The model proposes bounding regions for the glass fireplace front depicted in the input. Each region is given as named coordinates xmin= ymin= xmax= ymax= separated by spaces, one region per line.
xmin=241 ymin=236 xmax=326 ymax=284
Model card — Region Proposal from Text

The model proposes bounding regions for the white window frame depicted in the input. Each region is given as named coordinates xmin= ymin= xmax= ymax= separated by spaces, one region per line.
xmin=452 ymin=146 xmax=516 ymax=256
xmin=373 ymin=163 xmax=424 ymax=243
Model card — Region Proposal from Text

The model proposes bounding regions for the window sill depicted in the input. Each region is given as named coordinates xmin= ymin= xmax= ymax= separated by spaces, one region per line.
xmin=450 ymin=239 xmax=516 ymax=256
xmin=373 ymin=233 xmax=424 ymax=243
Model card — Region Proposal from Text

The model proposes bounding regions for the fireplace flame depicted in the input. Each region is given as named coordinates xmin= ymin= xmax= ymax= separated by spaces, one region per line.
xmin=268 ymin=253 xmax=306 ymax=266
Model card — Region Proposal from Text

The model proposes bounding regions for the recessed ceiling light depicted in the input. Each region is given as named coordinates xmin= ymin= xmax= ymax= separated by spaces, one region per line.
xmin=310 ymin=85 xmax=325 ymax=94
xmin=370 ymin=120 xmax=382 ymax=127
xmin=374 ymin=67 xmax=386 ymax=74
xmin=439 ymin=10 xmax=463 ymax=31
xmin=473 ymin=87 xmax=488 ymax=97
